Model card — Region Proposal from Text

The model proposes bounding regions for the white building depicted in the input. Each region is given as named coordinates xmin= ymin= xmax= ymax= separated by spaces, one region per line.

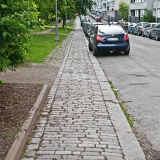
xmin=152 ymin=0 xmax=160 ymax=22
xmin=91 ymin=0 xmax=160 ymax=22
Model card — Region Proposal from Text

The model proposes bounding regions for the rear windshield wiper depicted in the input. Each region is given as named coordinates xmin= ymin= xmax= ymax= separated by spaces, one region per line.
xmin=99 ymin=30 xmax=105 ymax=34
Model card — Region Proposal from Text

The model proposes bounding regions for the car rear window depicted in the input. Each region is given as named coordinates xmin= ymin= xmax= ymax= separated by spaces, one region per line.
xmin=142 ymin=23 xmax=148 ymax=27
xmin=98 ymin=26 xmax=124 ymax=34
xmin=152 ymin=24 xmax=156 ymax=27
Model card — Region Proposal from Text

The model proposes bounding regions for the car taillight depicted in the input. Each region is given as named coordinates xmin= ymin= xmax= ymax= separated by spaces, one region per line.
xmin=124 ymin=33 xmax=129 ymax=41
xmin=139 ymin=26 xmax=143 ymax=30
xmin=96 ymin=34 xmax=102 ymax=42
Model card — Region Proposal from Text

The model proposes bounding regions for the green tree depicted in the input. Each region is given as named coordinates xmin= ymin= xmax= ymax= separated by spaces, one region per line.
xmin=57 ymin=0 xmax=75 ymax=28
xmin=33 ymin=0 xmax=55 ymax=23
xmin=118 ymin=0 xmax=129 ymax=21
xmin=142 ymin=9 xmax=155 ymax=22
xmin=74 ymin=0 xmax=93 ymax=15
xmin=0 ymin=0 xmax=41 ymax=73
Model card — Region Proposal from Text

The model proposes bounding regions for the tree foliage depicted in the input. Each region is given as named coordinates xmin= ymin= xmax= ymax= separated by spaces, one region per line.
xmin=118 ymin=0 xmax=129 ymax=21
xmin=0 ymin=0 xmax=41 ymax=72
xmin=33 ymin=0 xmax=55 ymax=23
xmin=142 ymin=9 xmax=155 ymax=22
xmin=74 ymin=0 xmax=93 ymax=15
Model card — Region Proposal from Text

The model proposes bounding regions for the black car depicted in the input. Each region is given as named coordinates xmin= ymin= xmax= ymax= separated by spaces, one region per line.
xmin=148 ymin=23 xmax=160 ymax=41
xmin=88 ymin=25 xmax=130 ymax=56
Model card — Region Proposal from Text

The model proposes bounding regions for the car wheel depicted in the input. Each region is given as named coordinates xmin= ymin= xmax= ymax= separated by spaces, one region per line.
xmin=149 ymin=33 xmax=152 ymax=39
xmin=124 ymin=47 xmax=130 ymax=55
xmin=156 ymin=34 xmax=159 ymax=41
xmin=93 ymin=47 xmax=98 ymax=57
xmin=88 ymin=41 xmax=93 ymax=52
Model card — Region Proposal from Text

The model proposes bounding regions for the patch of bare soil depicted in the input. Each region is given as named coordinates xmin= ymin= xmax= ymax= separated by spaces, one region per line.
xmin=0 ymin=83 xmax=42 ymax=160
xmin=0 ymin=47 xmax=62 ymax=160
xmin=0 ymin=59 xmax=60 ymax=160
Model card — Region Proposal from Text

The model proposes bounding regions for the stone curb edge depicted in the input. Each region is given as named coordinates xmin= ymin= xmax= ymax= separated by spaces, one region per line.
xmin=5 ymin=84 xmax=49 ymax=160
xmin=84 ymin=36 xmax=146 ymax=160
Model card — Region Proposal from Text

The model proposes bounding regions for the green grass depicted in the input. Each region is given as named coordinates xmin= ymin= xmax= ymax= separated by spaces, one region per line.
xmin=108 ymin=80 xmax=134 ymax=128
xmin=26 ymin=27 xmax=72 ymax=62
xmin=3 ymin=132 xmax=18 ymax=138
xmin=51 ymin=26 xmax=73 ymax=35
xmin=31 ymin=22 xmax=56 ymax=32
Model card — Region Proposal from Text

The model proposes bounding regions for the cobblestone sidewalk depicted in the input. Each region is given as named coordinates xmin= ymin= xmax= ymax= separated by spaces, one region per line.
xmin=22 ymin=17 xmax=145 ymax=160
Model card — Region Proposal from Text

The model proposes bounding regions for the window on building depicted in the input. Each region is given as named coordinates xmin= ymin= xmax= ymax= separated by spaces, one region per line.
xmin=140 ymin=10 xmax=144 ymax=17
xmin=131 ymin=10 xmax=135 ymax=16
xmin=135 ymin=10 xmax=139 ymax=17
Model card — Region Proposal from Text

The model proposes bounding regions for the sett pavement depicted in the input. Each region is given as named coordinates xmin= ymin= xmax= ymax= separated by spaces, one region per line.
xmin=22 ymin=17 xmax=145 ymax=160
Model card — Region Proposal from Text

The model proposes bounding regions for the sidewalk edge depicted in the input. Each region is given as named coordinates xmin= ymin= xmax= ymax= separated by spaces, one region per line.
xmin=5 ymin=84 xmax=49 ymax=160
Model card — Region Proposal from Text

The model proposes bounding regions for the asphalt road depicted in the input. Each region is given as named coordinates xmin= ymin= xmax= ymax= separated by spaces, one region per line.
xmin=96 ymin=33 xmax=160 ymax=158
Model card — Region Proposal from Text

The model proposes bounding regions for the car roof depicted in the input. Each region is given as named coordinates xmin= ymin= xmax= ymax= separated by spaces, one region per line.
xmin=92 ymin=22 xmax=103 ymax=25
xmin=83 ymin=21 xmax=91 ymax=24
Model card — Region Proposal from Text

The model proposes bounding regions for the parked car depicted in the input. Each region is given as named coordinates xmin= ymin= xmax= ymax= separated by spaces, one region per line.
xmin=95 ymin=16 xmax=101 ymax=22
xmin=82 ymin=21 xmax=92 ymax=37
xmin=142 ymin=23 xmax=157 ymax=37
xmin=127 ymin=23 xmax=137 ymax=34
xmin=134 ymin=22 xmax=148 ymax=36
xmin=117 ymin=20 xmax=126 ymax=25
xmin=88 ymin=22 xmax=106 ymax=51
xmin=124 ymin=22 xmax=132 ymax=32
xmin=88 ymin=25 xmax=130 ymax=56
xmin=148 ymin=23 xmax=160 ymax=41
xmin=80 ymin=16 xmax=87 ymax=26
xmin=109 ymin=21 xmax=118 ymax=25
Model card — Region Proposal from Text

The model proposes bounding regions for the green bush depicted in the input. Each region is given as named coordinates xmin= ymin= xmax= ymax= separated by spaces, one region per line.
xmin=142 ymin=9 xmax=156 ymax=22
xmin=0 ymin=0 xmax=41 ymax=72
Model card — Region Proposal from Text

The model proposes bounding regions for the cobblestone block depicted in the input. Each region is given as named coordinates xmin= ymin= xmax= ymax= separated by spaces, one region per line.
xmin=83 ymin=156 xmax=104 ymax=160
xmin=36 ymin=151 xmax=55 ymax=154
xmin=55 ymin=151 xmax=71 ymax=154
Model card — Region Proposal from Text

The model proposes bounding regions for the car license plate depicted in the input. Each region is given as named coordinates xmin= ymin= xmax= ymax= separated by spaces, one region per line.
xmin=107 ymin=38 xmax=118 ymax=41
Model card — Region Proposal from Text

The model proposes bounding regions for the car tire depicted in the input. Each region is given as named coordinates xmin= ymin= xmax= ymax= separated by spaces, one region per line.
xmin=93 ymin=47 xmax=98 ymax=57
xmin=149 ymin=33 xmax=152 ymax=39
xmin=156 ymin=34 xmax=159 ymax=41
xmin=88 ymin=41 xmax=93 ymax=52
xmin=124 ymin=47 xmax=130 ymax=55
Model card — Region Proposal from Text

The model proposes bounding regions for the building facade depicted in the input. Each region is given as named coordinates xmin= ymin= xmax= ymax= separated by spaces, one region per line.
xmin=91 ymin=0 xmax=160 ymax=23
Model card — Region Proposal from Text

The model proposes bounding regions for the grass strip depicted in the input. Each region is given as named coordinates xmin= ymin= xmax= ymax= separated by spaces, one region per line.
xmin=26 ymin=27 xmax=72 ymax=62
xmin=108 ymin=80 xmax=134 ymax=128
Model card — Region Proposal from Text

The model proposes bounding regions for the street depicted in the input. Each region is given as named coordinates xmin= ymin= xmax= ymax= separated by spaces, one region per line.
xmin=96 ymin=33 xmax=160 ymax=158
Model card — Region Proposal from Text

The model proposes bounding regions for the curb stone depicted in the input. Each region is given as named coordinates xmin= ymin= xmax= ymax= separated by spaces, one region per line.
xmin=5 ymin=85 xmax=49 ymax=160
